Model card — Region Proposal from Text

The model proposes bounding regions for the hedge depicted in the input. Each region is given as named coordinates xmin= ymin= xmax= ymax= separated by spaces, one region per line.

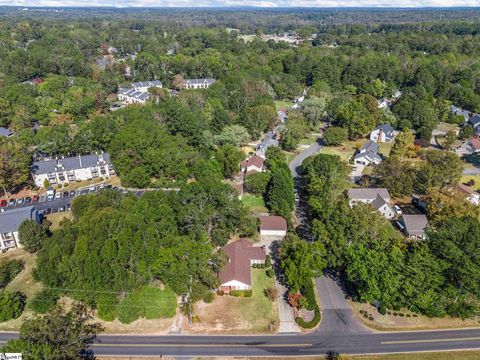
xmin=29 ymin=288 xmax=60 ymax=314
xmin=229 ymin=290 xmax=252 ymax=297
xmin=295 ymin=306 xmax=321 ymax=329
xmin=301 ymin=282 xmax=317 ymax=311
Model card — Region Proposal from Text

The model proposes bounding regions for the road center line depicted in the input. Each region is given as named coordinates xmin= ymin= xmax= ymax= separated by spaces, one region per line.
xmin=382 ymin=337 xmax=480 ymax=345
xmin=93 ymin=343 xmax=312 ymax=348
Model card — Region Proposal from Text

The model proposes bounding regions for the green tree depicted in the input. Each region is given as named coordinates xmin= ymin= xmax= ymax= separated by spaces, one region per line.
xmin=323 ymin=127 xmax=348 ymax=146
xmin=459 ymin=125 xmax=474 ymax=140
xmin=373 ymin=158 xmax=417 ymax=197
xmin=2 ymin=303 xmax=103 ymax=360
xmin=244 ymin=172 xmax=271 ymax=195
xmin=215 ymin=125 xmax=251 ymax=147
xmin=390 ymin=128 xmax=416 ymax=160
xmin=417 ymin=150 xmax=463 ymax=193
xmin=215 ymin=144 xmax=243 ymax=178
xmin=0 ymin=291 xmax=26 ymax=322
xmin=266 ymin=166 xmax=294 ymax=218
xmin=0 ymin=141 xmax=31 ymax=195
xmin=18 ymin=220 xmax=50 ymax=253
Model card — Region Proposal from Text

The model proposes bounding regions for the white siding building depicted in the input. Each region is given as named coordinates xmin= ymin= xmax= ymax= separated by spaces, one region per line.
xmin=0 ymin=207 xmax=41 ymax=251
xmin=32 ymin=153 xmax=115 ymax=188
xmin=183 ymin=78 xmax=216 ymax=90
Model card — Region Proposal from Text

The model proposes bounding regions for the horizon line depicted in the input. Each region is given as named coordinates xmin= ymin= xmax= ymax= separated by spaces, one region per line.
xmin=3 ymin=5 xmax=480 ymax=9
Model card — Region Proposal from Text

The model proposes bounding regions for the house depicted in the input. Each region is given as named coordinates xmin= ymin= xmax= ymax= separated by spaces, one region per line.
xmin=183 ymin=78 xmax=216 ymax=90
xmin=370 ymin=124 xmax=395 ymax=143
xmin=219 ymin=239 xmax=266 ymax=292
xmin=277 ymin=109 xmax=288 ymax=123
xmin=32 ymin=153 xmax=115 ymax=188
xmin=354 ymin=141 xmax=382 ymax=166
xmin=377 ymin=98 xmax=391 ymax=109
xmin=451 ymin=105 xmax=471 ymax=122
xmin=0 ymin=127 xmax=13 ymax=137
xmin=468 ymin=115 xmax=480 ymax=135
xmin=256 ymin=131 xmax=279 ymax=159
xmin=347 ymin=188 xmax=395 ymax=219
xmin=457 ymin=184 xmax=480 ymax=205
xmin=241 ymin=155 xmax=264 ymax=175
xmin=0 ymin=207 xmax=41 ymax=251
xmin=259 ymin=215 xmax=288 ymax=237
xmin=131 ymin=80 xmax=163 ymax=92
xmin=467 ymin=137 xmax=480 ymax=153
xmin=398 ymin=214 xmax=428 ymax=240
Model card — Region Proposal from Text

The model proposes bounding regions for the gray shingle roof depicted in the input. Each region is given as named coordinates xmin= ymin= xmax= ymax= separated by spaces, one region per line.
xmin=401 ymin=215 xmax=428 ymax=236
xmin=375 ymin=124 xmax=394 ymax=136
xmin=132 ymin=80 xmax=162 ymax=88
xmin=32 ymin=153 xmax=111 ymax=175
xmin=347 ymin=188 xmax=391 ymax=202
xmin=360 ymin=141 xmax=379 ymax=153
xmin=0 ymin=206 xmax=38 ymax=234
xmin=469 ymin=115 xmax=480 ymax=127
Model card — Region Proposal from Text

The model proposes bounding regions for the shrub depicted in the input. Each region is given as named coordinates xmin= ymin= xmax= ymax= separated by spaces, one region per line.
xmin=266 ymin=269 xmax=274 ymax=278
xmin=265 ymin=255 xmax=272 ymax=268
xmin=368 ymin=316 xmax=374 ymax=321
xmin=413 ymin=314 xmax=418 ymax=317
xmin=323 ymin=126 xmax=348 ymax=146
xmin=0 ymin=259 xmax=24 ymax=288
xmin=203 ymin=292 xmax=215 ymax=304
xmin=406 ymin=314 xmax=411 ymax=317
xmin=264 ymin=287 xmax=279 ymax=301
xmin=192 ymin=315 xmax=201 ymax=323
xmin=387 ymin=311 xmax=392 ymax=315
xmin=229 ymin=290 xmax=252 ymax=297
xmin=244 ymin=172 xmax=271 ymax=195
xmin=399 ymin=313 xmax=405 ymax=317
xmin=393 ymin=312 xmax=398 ymax=316
xmin=96 ymin=293 xmax=119 ymax=321
xmin=295 ymin=306 xmax=321 ymax=329
xmin=0 ymin=291 xmax=26 ymax=321
xmin=301 ymin=282 xmax=317 ymax=311
xmin=216 ymin=290 xmax=224 ymax=296
xmin=29 ymin=289 xmax=60 ymax=314
xmin=378 ymin=306 xmax=387 ymax=315
xmin=363 ymin=313 xmax=369 ymax=318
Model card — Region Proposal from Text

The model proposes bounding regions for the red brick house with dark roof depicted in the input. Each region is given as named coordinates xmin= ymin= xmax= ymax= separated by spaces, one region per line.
xmin=219 ymin=239 xmax=266 ymax=293
xmin=259 ymin=215 xmax=288 ymax=237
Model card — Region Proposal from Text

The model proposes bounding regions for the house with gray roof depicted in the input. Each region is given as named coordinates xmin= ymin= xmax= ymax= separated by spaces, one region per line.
xmin=354 ymin=141 xmax=382 ymax=166
xmin=117 ymin=80 xmax=163 ymax=105
xmin=131 ymin=80 xmax=162 ymax=92
xmin=398 ymin=214 xmax=429 ymax=240
xmin=451 ymin=105 xmax=471 ymax=122
xmin=347 ymin=188 xmax=395 ymax=219
xmin=468 ymin=114 xmax=480 ymax=135
xmin=183 ymin=78 xmax=216 ymax=90
xmin=0 ymin=127 xmax=13 ymax=137
xmin=256 ymin=131 xmax=279 ymax=159
xmin=32 ymin=153 xmax=114 ymax=188
xmin=0 ymin=206 xmax=41 ymax=251
xmin=370 ymin=124 xmax=395 ymax=143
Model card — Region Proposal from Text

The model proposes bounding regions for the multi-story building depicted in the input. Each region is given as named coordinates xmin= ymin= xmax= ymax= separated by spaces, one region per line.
xmin=183 ymin=78 xmax=216 ymax=90
xmin=32 ymin=153 xmax=115 ymax=188
xmin=0 ymin=207 xmax=41 ymax=252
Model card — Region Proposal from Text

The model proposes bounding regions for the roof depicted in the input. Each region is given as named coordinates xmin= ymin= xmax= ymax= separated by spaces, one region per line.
xmin=32 ymin=153 xmax=111 ymax=175
xmin=374 ymin=124 xmax=394 ymax=136
xmin=371 ymin=193 xmax=389 ymax=210
xmin=131 ymin=80 xmax=162 ymax=88
xmin=257 ymin=132 xmax=278 ymax=150
xmin=457 ymin=184 xmax=479 ymax=197
xmin=347 ymin=188 xmax=391 ymax=202
xmin=451 ymin=105 xmax=471 ymax=120
xmin=184 ymin=78 xmax=216 ymax=85
xmin=360 ymin=141 xmax=379 ymax=153
xmin=259 ymin=215 xmax=288 ymax=231
xmin=469 ymin=137 xmax=480 ymax=150
xmin=0 ymin=127 xmax=13 ymax=137
xmin=355 ymin=150 xmax=382 ymax=163
xmin=469 ymin=115 xmax=480 ymax=127
xmin=241 ymin=155 xmax=264 ymax=170
xmin=219 ymin=239 xmax=266 ymax=286
xmin=401 ymin=215 xmax=428 ymax=236
xmin=0 ymin=207 xmax=38 ymax=234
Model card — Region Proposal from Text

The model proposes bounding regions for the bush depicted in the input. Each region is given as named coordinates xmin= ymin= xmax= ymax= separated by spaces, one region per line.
xmin=368 ymin=316 xmax=374 ymax=321
xmin=399 ymin=313 xmax=405 ymax=317
xmin=96 ymin=293 xmax=119 ymax=321
xmin=301 ymin=282 xmax=317 ymax=311
xmin=216 ymin=290 xmax=225 ymax=296
xmin=378 ymin=306 xmax=387 ymax=315
xmin=0 ymin=291 xmax=26 ymax=321
xmin=266 ymin=269 xmax=274 ymax=278
xmin=203 ymin=292 xmax=215 ymax=304
xmin=265 ymin=255 xmax=272 ymax=268
xmin=0 ymin=259 xmax=24 ymax=288
xmin=29 ymin=289 xmax=59 ymax=314
xmin=264 ymin=287 xmax=279 ymax=301
xmin=18 ymin=220 xmax=49 ymax=253
xmin=229 ymin=290 xmax=252 ymax=297
xmin=295 ymin=306 xmax=321 ymax=329
xmin=244 ymin=172 xmax=271 ymax=195
xmin=363 ymin=313 xmax=369 ymax=318
xmin=393 ymin=312 xmax=398 ymax=316
xmin=323 ymin=126 xmax=348 ymax=146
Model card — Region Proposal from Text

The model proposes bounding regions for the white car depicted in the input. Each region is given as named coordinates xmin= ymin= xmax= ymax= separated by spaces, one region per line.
xmin=55 ymin=192 xmax=62 ymax=199
xmin=394 ymin=205 xmax=402 ymax=214
xmin=89 ymin=185 xmax=96 ymax=192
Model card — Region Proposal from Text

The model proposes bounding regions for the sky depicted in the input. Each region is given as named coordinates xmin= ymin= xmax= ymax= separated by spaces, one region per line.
xmin=3 ymin=0 xmax=480 ymax=7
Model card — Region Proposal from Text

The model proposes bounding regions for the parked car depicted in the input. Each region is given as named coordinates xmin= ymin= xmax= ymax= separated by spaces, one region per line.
xmin=59 ymin=207 xmax=65 ymax=212
xmin=8 ymin=199 xmax=16 ymax=206
xmin=63 ymin=191 xmax=70 ymax=197
xmin=0 ymin=200 xmax=7 ymax=207
xmin=89 ymin=185 xmax=96 ymax=192
xmin=47 ymin=194 xmax=54 ymax=201
xmin=32 ymin=195 xmax=39 ymax=202
xmin=66 ymin=203 xmax=71 ymax=211
xmin=394 ymin=205 xmax=402 ymax=215
xmin=25 ymin=197 xmax=32 ymax=203
xmin=55 ymin=192 xmax=62 ymax=199
xmin=105 ymin=185 xmax=112 ymax=189
xmin=70 ymin=190 xmax=76 ymax=197
xmin=16 ymin=198 xmax=24 ymax=205
xmin=45 ymin=208 xmax=52 ymax=214
xmin=99 ymin=183 xmax=105 ymax=189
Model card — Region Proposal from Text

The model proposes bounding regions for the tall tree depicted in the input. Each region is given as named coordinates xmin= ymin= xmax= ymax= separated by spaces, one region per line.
xmin=0 ymin=141 xmax=31 ymax=196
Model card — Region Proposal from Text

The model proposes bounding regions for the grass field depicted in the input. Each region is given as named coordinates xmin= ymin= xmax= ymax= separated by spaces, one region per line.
xmin=241 ymin=194 xmax=268 ymax=213
xmin=46 ymin=211 xmax=74 ymax=230
xmin=460 ymin=175 xmax=480 ymax=191
xmin=274 ymin=99 xmax=292 ymax=110
xmin=191 ymin=269 xmax=278 ymax=333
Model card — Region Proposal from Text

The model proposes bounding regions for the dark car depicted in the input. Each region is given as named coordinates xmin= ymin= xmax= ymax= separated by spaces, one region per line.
xmin=80 ymin=189 xmax=89 ymax=195
xmin=45 ymin=208 xmax=52 ymax=215
xmin=25 ymin=197 xmax=32 ymax=203
xmin=32 ymin=195 xmax=39 ymax=202
xmin=0 ymin=200 xmax=7 ymax=207
xmin=63 ymin=191 xmax=70 ymax=197
xmin=8 ymin=199 xmax=16 ymax=206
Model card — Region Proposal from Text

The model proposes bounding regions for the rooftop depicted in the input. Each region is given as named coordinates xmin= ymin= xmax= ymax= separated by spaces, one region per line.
xmin=347 ymin=188 xmax=391 ymax=201
xmin=401 ymin=214 xmax=428 ymax=235
xmin=32 ymin=153 xmax=111 ymax=175
xmin=259 ymin=215 xmax=288 ymax=231
xmin=0 ymin=207 xmax=38 ymax=234
xmin=0 ymin=127 xmax=13 ymax=137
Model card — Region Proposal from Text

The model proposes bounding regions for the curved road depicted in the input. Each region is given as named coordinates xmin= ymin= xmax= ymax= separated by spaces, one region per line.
xmin=2 ymin=142 xmax=480 ymax=357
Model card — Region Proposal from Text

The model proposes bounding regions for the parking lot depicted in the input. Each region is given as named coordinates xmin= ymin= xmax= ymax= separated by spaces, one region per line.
xmin=0 ymin=185 xmax=147 ymax=216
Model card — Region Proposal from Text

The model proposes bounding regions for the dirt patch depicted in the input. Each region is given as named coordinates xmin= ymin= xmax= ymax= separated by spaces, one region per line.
xmin=351 ymin=302 xmax=480 ymax=331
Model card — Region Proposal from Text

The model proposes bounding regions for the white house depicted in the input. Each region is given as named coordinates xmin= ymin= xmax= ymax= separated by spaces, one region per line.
xmin=259 ymin=215 xmax=288 ymax=237
xmin=117 ymin=80 xmax=163 ymax=105
xmin=398 ymin=214 xmax=428 ymax=240
xmin=451 ymin=105 xmax=471 ymax=122
xmin=219 ymin=239 xmax=266 ymax=293
xmin=0 ymin=207 xmax=41 ymax=252
xmin=347 ymin=188 xmax=395 ymax=219
xmin=32 ymin=153 xmax=115 ymax=188
xmin=354 ymin=141 xmax=382 ymax=166
xmin=183 ymin=78 xmax=216 ymax=90
xmin=377 ymin=98 xmax=391 ymax=109
xmin=370 ymin=124 xmax=395 ymax=143
xmin=131 ymin=80 xmax=162 ymax=92
xmin=457 ymin=184 xmax=480 ymax=206
xmin=241 ymin=155 xmax=264 ymax=175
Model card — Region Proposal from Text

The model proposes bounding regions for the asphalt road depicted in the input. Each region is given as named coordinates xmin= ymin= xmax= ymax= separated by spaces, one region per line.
xmin=289 ymin=140 xmax=322 ymax=177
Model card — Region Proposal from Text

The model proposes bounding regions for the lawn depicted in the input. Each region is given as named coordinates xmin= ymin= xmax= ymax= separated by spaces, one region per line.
xmin=380 ymin=222 xmax=404 ymax=241
xmin=378 ymin=141 xmax=393 ymax=157
xmin=191 ymin=269 xmax=278 ymax=333
xmin=460 ymin=175 xmax=480 ymax=191
xmin=274 ymin=99 xmax=292 ymax=110
xmin=241 ymin=194 xmax=268 ymax=213
xmin=46 ymin=211 xmax=74 ymax=231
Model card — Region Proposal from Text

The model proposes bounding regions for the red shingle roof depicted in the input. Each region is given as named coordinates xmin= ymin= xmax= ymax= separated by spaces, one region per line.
xmin=470 ymin=137 xmax=480 ymax=150
xmin=219 ymin=239 xmax=266 ymax=286
xmin=259 ymin=215 xmax=288 ymax=231
xmin=241 ymin=155 xmax=264 ymax=170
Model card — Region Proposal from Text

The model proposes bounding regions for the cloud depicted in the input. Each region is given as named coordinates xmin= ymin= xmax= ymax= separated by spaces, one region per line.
xmin=3 ymin=0 xmax=480 ymax=7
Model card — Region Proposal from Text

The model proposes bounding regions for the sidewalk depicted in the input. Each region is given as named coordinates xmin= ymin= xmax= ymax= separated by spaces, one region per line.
xmin=275 ymin=281 xmax=301 ymax=333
